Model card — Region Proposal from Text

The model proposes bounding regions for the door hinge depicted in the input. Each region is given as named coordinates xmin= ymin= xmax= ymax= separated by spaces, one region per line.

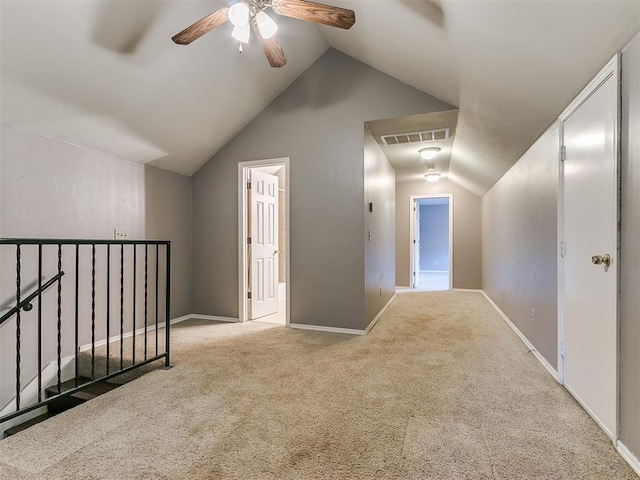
xmin=413 ymin=239 xmax=416 ymax=244
xmin=247 ymin=237 xmax=252 ymax=245
xmin=248 ymin=292 xmax=252 ymax=299
xmin=247 ymin=181 xmax=252 ymax=189
xmin=560 ymin=146 xmax=566 ymax=162
xmin=560 ymin=241 xmax=565 ymax=258
xmin=560 ymin=341 xmax=565 ymax=358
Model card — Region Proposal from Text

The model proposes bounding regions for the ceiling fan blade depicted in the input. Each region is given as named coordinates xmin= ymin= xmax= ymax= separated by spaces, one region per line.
xmin=271 ymin=0 xmax=355 ymax=29
xmin=172 ymin=8 xmax=229 ymax=45
xmin=251 ymin=20 xmax=287 ymax=68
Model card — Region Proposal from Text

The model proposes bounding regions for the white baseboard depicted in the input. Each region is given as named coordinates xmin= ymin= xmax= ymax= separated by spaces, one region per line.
xmin=190 ymin=314 xmax=239 ymax=323
xmin=481 ymin=291 xmax=559 ymax=382
xmin=79 ymin=315 xmax=192 ymax=352
xmin=617 ymin=441 xmax=640 ymax=477
xmin=289 ymin=323 xmax=366 ymax=336
xmin=452 ymin=288 xmax=483 ymax=293
xmin=365 ymin=294 xmax=396 ymax=334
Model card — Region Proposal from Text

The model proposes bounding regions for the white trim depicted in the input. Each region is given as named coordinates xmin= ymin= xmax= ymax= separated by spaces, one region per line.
xmin=560 ymin=56 xmax=619 ymax=122
xmin=365 ymin=294 xmax=396 ymax=334
xmin=617 ymin=442 xmax=640 ymax=477
xmin=557 ymin=120 xmax=565 ymax=385
xmin=190 ymin=314 xmax=239 ymax=323
xmin=452 ymin=288 xmax=483 ymax=293
xmin=420 ymin=270 xmax=449 ymax=273
xmin=409 ymin=194 xmax=454 ymax=290
xmin=0 ymin=356 xmax=74 ymax=417
xmin=78 ymin=315 xmax=191 ymax=352
xmin=238 ymin=158 xmax=291 ymax=326
xmin=481 ymin=291 xmax=559 ymax=382
xmin=289 ymin=323 xmax=366 ymax=336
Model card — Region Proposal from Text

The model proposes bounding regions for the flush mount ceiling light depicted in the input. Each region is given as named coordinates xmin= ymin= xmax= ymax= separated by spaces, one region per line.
xmin=172 ymin=0 xmax=356 ymax=68
xmin=425 ymin=167 xmax=442 ymax=183
xmin=419 ymin=147 xmax=441 ymax=161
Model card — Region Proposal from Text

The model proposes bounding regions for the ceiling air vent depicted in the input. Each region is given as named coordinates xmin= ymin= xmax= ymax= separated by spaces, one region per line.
xmin=381 ymin=128 xmax=450 ymax=146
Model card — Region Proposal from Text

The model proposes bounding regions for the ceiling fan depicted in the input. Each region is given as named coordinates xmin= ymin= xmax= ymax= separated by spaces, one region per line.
xmin=172 ymin=0 xmax=356 ymax=68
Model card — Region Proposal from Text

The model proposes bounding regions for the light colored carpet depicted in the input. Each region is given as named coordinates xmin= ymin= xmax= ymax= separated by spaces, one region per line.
xmin=0 ymin=291 xmax=636 ymax=479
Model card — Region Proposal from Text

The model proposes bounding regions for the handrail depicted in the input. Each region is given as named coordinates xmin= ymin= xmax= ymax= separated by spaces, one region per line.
xmin=0 ymin=239 xmax=171 ymax=426
xmin=0 ymin=271 xmax=65 ymax=326
xmin=0 ymin=239 xmax=168 ymax=245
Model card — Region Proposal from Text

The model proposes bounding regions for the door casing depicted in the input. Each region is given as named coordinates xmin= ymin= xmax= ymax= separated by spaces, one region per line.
xmin=238 ymin=158 xmax=290 ymax=324
xmin=409 ymin=194 xmax=454 ymax=290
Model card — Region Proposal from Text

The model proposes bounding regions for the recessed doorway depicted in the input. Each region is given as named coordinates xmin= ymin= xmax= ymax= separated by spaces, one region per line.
xmin=238 ymin=158 xmax=290 ymax=325
xmin=409 ymin=195 xmax=453 ymax=291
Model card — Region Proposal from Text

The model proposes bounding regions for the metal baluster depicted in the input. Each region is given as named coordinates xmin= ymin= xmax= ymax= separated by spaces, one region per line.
xmin=38 ymin=245 xmax=43 ymax=402
xmin=106 ymin=246 xmax=110 ymax=375
xmin=15 ymin=244 xmax=21 ymax=410
xmin=74 ymin=245 xmax=79 ymax=387
xmin=120 ymin=244 xmax=124 ymax=371
xmin=165 ymin=243 xmax=171 ymax=368
xmin=57 ymin=244 xmax=62 ymax=393
xmin=132 ymin=245 xmax=137 ymax=365
xmin=144 ymin=244 xmax=148 ymax=361
xmin=91 ymin=244 xmax=96 ymax=379
xmin=155 ymin=245 xmax=159 ymax=357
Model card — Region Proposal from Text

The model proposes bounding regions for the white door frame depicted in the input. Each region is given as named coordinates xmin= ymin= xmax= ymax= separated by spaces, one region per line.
xmin=557 ymin=54 xmax=620 ymax=440
xmin=238 ymin=158 xmax=290 ymax=325
xmin=409 ymin=194 xmax=454 ymax=290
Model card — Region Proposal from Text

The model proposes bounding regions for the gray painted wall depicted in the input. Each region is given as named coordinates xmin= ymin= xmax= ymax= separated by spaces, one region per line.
xmin=0 ymin=124 xmax=192 ymax=411
xmin=481 ymin=123 xmax=559 ymax=369
xmin=396 ymin=179 xmax=481 ymax=289
xmin=620 ymin=32 xmax=640 ymax=461
xmin=419 ymin=204 xmax=449 ymax=271
xmin=364 ymin=127 xmax=395 ymax=328
xmin=192 ymin=48 xmax=452 ymax=330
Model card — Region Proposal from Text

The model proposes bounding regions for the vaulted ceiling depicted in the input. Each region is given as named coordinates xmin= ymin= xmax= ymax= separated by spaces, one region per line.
xmin=1 ymin=1 xmax=639 ymax=194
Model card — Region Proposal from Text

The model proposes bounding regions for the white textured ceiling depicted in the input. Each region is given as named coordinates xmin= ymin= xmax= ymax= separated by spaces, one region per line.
xmin=1 ymin=0 xmax=639 ymax=193
xmin=0 ymin=0 xmax=328 ymax=175
xmin=366 ymin=110 xmax=458 ymax=183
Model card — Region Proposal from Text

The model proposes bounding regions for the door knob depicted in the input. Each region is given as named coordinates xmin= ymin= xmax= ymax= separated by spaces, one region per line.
xmin=591 ymin=254 xmax=611 ymax=267
xmin=274 ymin=250 xmax=281 ymax=255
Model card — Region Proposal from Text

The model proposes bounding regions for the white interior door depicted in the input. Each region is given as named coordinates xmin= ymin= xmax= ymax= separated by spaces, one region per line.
xmin=562 ymin=69 xmax=617 ymax=439
xmin=249 ymin=170 xmax=279 ymax=319
xmin=413 ymin=202 xmax=421 ymax=288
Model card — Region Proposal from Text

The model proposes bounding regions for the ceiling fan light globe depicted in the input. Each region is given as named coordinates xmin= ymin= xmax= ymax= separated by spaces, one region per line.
xmin=229 ymin=2 xmax=250 ymax=27
xmin=425 ymin=172 xmax=441 ymax=183
xmin=256 ymin=11 xmax=278 ymax=39
xmin=419 ymin=147 xmax=441 ymax=160
xmin=232 ymin=23 xmax=251 ymax=43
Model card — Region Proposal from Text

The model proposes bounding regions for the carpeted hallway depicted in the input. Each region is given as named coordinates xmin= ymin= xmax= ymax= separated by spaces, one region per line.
xmin=0 ymin=291 xmax=636 ymax=479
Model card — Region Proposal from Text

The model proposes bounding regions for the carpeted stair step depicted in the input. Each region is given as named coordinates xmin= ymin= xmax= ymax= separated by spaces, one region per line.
xmin=45 ymin=377 xmax=120 ymax=414
xmin=4 ymin=377 xmax=121 ymax=438
xmin=3 ymin=412 xmax=56 ymax=438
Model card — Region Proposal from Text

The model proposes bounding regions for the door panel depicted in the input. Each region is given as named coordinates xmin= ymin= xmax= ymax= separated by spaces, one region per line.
xmin=562 ymin=73 xmax=617 ymax=438
xmin=250 ymin=170 xmax=279 ymax=319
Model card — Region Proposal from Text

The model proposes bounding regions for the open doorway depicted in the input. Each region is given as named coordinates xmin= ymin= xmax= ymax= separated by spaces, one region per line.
xmin=410 ymin=195 xmax=453 ymax=291
xmin=238 ymin=158 xmax=290 ymax=325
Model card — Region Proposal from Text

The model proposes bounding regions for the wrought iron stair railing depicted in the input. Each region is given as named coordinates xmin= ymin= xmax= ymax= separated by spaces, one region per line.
xmin=0 ymin=238 xmax=171 ymax=425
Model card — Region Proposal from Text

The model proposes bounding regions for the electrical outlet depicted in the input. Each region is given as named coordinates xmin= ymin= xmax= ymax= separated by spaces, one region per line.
xmin=531 ymin=308 xmax=535 ymax=322
xmin=114 ymin=229 xmax=128 ymax=240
